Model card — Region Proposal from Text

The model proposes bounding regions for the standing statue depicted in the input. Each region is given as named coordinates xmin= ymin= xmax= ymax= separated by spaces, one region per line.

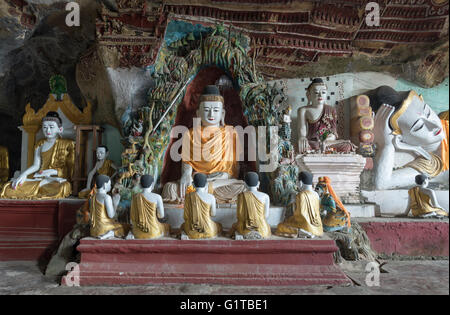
xmin=315 ymin=177 xmax=351 ymax=232
xmin=163 ymin=85 xmax=245 ymax=204
xmin=78 ymin=146 xmax=117 ymax=198
xmin=276 ymin=171 xmax=323 ymax=238
xmin=298 ymin=78 xmax=355 ymax=154
xmin=180 ymin=173 xmax=222 ymax=239
xmin=399 ymin=174 xmax=448 ymax=218
xmin=231 ymin=172 xmax=271 ymax=240
xmin=371 ymin=86 xmax=449 ymax=189
xmin=89 ymin=175 xmax=129 ymax=239
xmin=0 ymin=112 xmax=74 ymax=200
xmin=127 ymin=175 xmax=171 ymax=239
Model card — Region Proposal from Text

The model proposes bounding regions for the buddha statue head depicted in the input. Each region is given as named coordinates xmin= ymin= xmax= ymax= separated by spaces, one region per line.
xmin=42 ymin=111 xmax=63 ymax=140
xmin=244 ymin=172 xmax=259 ymax=189
xmin=96 ymin=146 xmax=109 ymax=161
xmin=371 ymin=86 xmax=445 ymax=149
xmin=306 ymin=78 xmax=327 ymax=107
xmin=196 ymin=85 xmax=225 ymax=127
xmin=96 ymin=174 xmax=111 ymax=192
xmin=141 ymin=174 xmax=154 ymax=191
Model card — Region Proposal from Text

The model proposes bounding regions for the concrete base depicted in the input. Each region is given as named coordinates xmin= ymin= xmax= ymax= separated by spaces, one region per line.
xmin=345 ymin=204 xmax=377 ymax=218
xmin=361 ymin=190 xmax=449 ymax=215
xmin=0 ymin=199 xmax=84 ymax=261
xmin=164 ymin=204 xmax=286 ymax=229
xmin=63 ymin=238 xmax=351 ymax=286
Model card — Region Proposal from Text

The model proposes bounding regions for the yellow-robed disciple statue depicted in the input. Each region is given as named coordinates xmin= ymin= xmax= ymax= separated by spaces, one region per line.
xmin=89 ymin=175 xmax=129 ymax=239
xmin=1 ymin=112 xmax=74 ymax=200
xmin=399 ymin=174 xmax=448 ymax=218
xmin=230 ymin=172 xmax=271 ymax=240
xmin=78 ymin=146 xmax=117 ymax=199
xmin=162 ymin=85 xmax=245 ymax=204
xmin=126 ymin=175 xmax=170 ymax=239
xmin=180 ymin=173 xmax=222 ymax=239
xmin=276 ymin=171 xmax=323 ymax=238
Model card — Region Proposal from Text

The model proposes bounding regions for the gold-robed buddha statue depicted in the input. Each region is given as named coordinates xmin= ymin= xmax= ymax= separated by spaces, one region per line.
xmin=0 ymin=112 xmax=74 ymax=200
xmin=127 ymin=175 xmax=170 ymax=239
xmin=180 ymin=173 xmax=222 ymax=239
xmin=276 ymin=171 xmax=323 ymax=238
xmin=90 ymin=175 xmax=129 ymax=239
xmin=162 ymin=85 xmax=245 ymax=204
xmin=230 ymin=172 xmax=271 ymax=239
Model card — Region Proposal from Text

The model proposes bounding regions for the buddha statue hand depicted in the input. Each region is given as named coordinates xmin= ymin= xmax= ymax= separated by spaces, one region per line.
xmin=393 ymin=135 xmax=431 ymax=160
xmin=34 ymin=169 xmax=58 ymax=178
xmin=12 ymin=173 xmax=28 ymax=189
xmin=298 ymin=137 xmax=310 ymax=154
xmin=373 ymin=104 xmax=395 ymax=150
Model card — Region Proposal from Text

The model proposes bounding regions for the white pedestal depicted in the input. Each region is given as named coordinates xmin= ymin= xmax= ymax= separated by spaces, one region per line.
xmin=296 ymin=153 xmax=366 ymax=203
xmin=361 ymin=190 xmax=449 ymax=215
xmin=164 ymin=204 xmax=286 ymax=230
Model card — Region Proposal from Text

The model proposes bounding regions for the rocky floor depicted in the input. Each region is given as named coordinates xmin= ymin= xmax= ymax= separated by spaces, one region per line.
xmin=0 ymin=259 xmax=448 ymax=295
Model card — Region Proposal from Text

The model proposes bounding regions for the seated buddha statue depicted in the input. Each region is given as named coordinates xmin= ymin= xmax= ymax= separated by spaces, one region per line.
xmin=180 ymin=173 xmax=222 ymax=240
xmin=78 ymin=146 xmax=117 ymax=199
xmin=230 ymin=172 xmax=271 ymax=240
xmin=298 ymin=78 xmax=356 ymax=154
xmin=315 ymin=177 xmax=351 ymax=232
xmin=276 ymin=171 xmax=323 ymax=238
xmin=126 ymin=175 xmax=170 ymax=239
xmin=371 ymin=86 xmax=449 ymax=189
xmin=0 ymin=112 xmax=74 ymax=200
xmin=399 ymin=174 xmax=448 ymax=218
xmin=162 ymin=85 xmax=245 ymax=204
xmin=89 ymin=175 xmax=129 ymax=239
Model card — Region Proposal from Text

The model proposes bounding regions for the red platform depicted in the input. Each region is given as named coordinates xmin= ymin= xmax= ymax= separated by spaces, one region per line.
xmin=64 ymin=239 xmax=352 ymax=286
xmin=0 ymin=199 xmax=83 ymax=261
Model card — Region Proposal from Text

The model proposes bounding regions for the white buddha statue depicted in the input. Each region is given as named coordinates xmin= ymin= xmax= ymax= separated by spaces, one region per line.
xmin=371 ymin=86 xmax=449 ymax=190
xmin=162 ymin=85 xmax=245 ymax=204
xmin=1 ymin=112 xmax=74 ymax=200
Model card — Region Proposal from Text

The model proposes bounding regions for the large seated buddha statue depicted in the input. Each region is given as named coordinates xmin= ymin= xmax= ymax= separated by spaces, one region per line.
xmin=162 ymin=85 xmax=245 ymax=204
xmin=0 ymin=112 xmax=74 ymax=200
xmin=371 ymin=86 xmax=449 ymax=189
xmin=298 ymin=78 xmax=356 ymax=154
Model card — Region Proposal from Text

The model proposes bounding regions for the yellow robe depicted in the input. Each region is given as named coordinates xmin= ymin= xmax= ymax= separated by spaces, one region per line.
xmin=0 ymin=138 xmax=74 ymax=200
xmin=90 ymin=195 xmax=128 ymax=238
xmin=78 ymin=159 xmax=116 ymax=199
xmin=181 ymin=126 xmax=239 ymax=178
xmin=0 ymin=146 xmax=9 ymax=183
xmin=231 ymin=191 xmax=271 ymax=238
xmin=130 ymin=193 xmax=170 ymax=239
xmin=181 ymin=192 xmax=222 ymax=239
xmin=408 ymin=187 xmax=448 ymax=217
xmin=276 ymin=190 xmax=323 ymax=237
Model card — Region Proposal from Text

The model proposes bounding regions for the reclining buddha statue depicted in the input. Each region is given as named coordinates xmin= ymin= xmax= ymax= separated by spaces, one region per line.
xmin=298 ymin=78 xmax=356 ymax=154
xmin=0 ymin=112 xmax=74 ymax=200
xmin=162 ymin=85 xmax=245 ymax=204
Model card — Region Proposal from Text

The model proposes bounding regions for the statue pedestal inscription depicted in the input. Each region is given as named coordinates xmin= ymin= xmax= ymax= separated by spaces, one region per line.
xmin=296 ymin=154 xmax=366 ymax=203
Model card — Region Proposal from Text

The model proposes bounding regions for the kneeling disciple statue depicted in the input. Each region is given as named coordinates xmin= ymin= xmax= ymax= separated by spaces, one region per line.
xmin=181 ymin=173 xmax=222 ymax=239
xmin=276 ymin=171 xmax=323 ymax=238
xmin=79 ymin=146 xmax=117 ymax=198
xmin=230 ymin=172 xmax=271 ymax=240
xmin=90 ymin=175 xmax=129 ymax=239
xmin=400 ymin=174 xmax=448 ymax=218
xmin=126 ymin=175 xmax=170 ymax=239
xmin=315 ymin=177 xmax=351 ymax=232
xmin=1 ymin=112 xmax=74 ymax=200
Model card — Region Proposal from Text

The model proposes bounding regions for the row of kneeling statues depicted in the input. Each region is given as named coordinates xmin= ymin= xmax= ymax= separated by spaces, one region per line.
xmin=86 ymin=171 xmax=359 ymax=241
